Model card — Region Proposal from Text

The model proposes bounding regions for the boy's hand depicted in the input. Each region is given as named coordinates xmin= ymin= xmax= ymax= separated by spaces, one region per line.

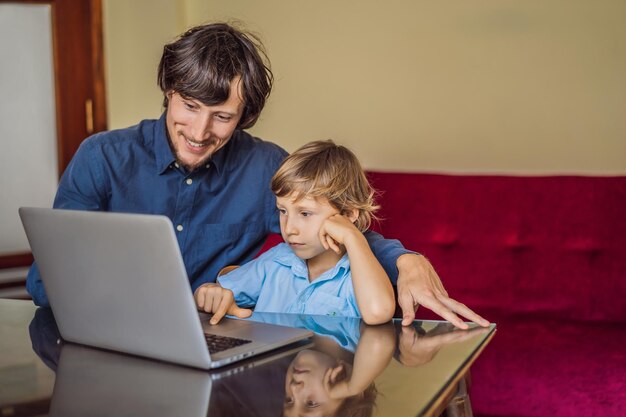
xmin=194 ymin=283 xmax=252 ymax=324
xmin=318 ymin=214 xmax=362 ymax=254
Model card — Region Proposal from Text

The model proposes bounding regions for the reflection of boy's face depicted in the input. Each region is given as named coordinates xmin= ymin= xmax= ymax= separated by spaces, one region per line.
xmin=283 ymin=350 xmax=345 ymax=417
xmin=276 ymin=194 xmax=340 ymax=262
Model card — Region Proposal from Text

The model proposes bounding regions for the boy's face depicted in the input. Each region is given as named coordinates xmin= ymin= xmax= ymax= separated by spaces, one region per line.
xmin=276 ymin=194 xmax=340 ymax=261
xmin=283 ymin=350 xmax=344 ymax=416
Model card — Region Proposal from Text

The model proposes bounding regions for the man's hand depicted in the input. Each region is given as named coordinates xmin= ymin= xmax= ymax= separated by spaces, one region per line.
xmin=194 ymin=283 xmax=252 ymax=325
xmin=396 ymin=254 xmax=490 ymax=329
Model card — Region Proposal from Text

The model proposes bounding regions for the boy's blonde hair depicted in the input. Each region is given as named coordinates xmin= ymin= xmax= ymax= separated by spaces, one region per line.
xmin=271 ymin=140 xmax=378 ymax=232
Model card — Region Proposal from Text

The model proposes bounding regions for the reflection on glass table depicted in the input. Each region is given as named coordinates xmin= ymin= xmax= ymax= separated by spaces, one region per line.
xmin=28 ymin=307 xmax=494 ymax=417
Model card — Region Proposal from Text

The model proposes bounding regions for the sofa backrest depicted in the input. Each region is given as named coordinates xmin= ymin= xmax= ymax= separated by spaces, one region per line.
xmin=367 ymin=172 xmax=626 ymax=323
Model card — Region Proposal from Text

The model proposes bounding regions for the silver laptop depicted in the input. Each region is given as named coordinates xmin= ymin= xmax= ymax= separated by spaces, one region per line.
xmin=19 ymin=207 xmax=312 ymax=369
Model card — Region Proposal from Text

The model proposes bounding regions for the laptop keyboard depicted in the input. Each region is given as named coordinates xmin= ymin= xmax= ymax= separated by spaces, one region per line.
xmin=204 ymin=333 xmax=252 ymax=354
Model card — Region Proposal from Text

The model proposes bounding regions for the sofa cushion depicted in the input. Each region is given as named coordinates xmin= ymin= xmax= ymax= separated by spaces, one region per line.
xmin=367 ymin=172 xmax=626 ymax=322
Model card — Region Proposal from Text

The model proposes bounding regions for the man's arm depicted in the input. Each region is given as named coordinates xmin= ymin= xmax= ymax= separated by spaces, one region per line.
xmin=26 ymin=264 xmax=49 ymax=307
xmin=364 ymin=230 xmax=490 ymax=329
xmin=26 ymin=139 xmax=108 ymax=306
xmin=363 ymin=230 xmax=410 ymax=283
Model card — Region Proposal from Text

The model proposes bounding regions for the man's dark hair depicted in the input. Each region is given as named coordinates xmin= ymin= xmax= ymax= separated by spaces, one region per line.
xmin=157 ymin=22 xmax=273 ymax=129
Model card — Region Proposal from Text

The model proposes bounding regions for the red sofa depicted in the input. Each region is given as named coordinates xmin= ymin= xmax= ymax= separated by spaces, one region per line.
xmin=366 ymin=172 xmax=626 ymax=417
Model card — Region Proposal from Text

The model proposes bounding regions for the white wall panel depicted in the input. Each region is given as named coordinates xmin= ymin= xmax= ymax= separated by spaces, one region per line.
xmin=0 ymin=4 xmax=58 ymax=253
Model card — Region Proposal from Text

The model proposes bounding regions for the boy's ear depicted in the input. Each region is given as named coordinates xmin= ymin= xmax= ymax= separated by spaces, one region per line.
xmin=343 ymin=208 xmax=359 ymax=224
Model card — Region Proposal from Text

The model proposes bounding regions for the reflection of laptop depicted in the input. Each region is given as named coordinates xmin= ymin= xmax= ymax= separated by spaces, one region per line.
xmin=50 ymin=341 xmax=307 ymax=417
xmin=50 ymin=343 xmax=212 ymax=417
xmin=19 ymin=207 xmax=312 ymax=369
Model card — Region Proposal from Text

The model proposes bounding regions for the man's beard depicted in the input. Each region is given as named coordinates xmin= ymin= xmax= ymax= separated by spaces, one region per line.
xmin=177 ymin=155 xmax=211 ymax=172
xmin=167 ymin=134 xmax=220 ymax=172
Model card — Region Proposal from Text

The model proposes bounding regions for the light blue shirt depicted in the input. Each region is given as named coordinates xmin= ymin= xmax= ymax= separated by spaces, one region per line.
xmin=218 ymin=243 xmax=360 ymax=318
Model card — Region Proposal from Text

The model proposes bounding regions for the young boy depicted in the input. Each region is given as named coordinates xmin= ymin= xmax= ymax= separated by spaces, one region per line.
xmin=193 ymin=140 xmax=396 ymax=325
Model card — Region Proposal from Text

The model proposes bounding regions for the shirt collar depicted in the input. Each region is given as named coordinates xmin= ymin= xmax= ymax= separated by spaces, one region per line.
xmin=209 ymin=134 xmax=231 ymax=175
xmin=274 ymin=246 xmax=350 ymax=281
xmin=153 ymin=111 xmax=234 ymax=176
xmin=154 ymin=112 xmax=176 ymax=174
xmin=323 ymin=253 xmax=350 ymax=280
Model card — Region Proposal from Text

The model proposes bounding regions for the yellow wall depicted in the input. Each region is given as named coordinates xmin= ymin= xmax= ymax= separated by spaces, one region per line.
xmin=103 ymin=0 xmax=626 ymax=174
xmin=103 ymin=0 xmax=184 ymax=129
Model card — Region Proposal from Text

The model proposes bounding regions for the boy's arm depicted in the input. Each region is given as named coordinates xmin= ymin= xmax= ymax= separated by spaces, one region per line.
xmin=195 ymin=245 xmax=281 ymax=321
xmin=320 ymin=216 xmax=395 ymax=325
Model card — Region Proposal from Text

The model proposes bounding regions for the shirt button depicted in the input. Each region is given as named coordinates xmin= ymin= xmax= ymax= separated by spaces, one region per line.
xmin=176 ymin=224 xmax=183 ymax=232
xmin=174 ymin=162 xmax=180 ymax=168
xmin=205 ymin=164 xmax=210 ymax=169
xmin=186 ymin=178 xmax=193 ymax=185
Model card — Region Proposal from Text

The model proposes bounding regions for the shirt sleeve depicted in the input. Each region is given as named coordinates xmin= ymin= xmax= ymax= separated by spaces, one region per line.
xmin=26 ymin=138 xmax=109 ymax=306
xmin=364 ymin=230 xmax=418 ymax=285
xmin=26 ymin=264 xmax=49 ymax=307
xmin=53 ymin=137 xmax=109 ymax=211
xmin=217 ymin=246 xmax=281 ymax=308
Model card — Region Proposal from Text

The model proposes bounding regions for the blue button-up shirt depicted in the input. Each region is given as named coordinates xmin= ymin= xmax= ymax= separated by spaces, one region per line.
xmin=26 ymin=114 xmax=410 ymax=306
xmin=219 ymin=243 xmax=360 ymax=318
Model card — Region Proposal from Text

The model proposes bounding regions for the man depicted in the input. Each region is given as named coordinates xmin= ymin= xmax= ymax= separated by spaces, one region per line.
xmin=26 ymin=23 xmax=488 ymax=328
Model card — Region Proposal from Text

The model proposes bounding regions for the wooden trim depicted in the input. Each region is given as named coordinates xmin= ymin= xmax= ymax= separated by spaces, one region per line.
xmin=52 ymin=0 xmax=108 ymax=174
xmin=90 ymin=0 xmax=107 ymax=134
xmin=0 ymin=280 xmax=29 ymax=291
xmin=0 ymin=252 xmax=33 ymax=269
xmin=0 ymin=398 xmax=51 ymax=417
xmin=49 ymin=0 xmax=63 ymax=177
xmin=0 ymin=0 xmax=50 ymax=4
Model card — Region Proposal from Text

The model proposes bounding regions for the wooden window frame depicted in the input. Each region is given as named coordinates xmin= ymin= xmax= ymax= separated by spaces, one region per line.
xmin=0 ymin=0 xmax=107 ymax=271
